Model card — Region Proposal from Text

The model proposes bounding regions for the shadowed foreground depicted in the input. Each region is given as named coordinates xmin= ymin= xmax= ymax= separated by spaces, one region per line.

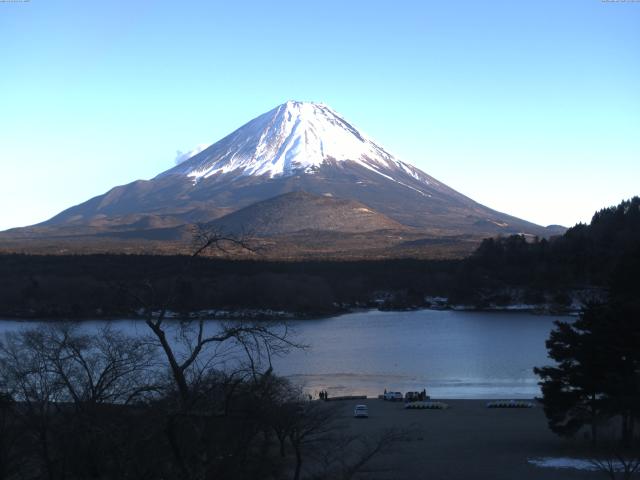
xmin=330 ymin=399 xmax=601 ymax=480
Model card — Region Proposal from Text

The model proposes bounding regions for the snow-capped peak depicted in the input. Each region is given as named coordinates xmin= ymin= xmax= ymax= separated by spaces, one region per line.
xmin=161 ymin=100 xmax=429 ymax=187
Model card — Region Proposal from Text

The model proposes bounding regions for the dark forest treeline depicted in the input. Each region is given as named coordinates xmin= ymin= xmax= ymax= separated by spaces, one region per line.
xmin=531 ymin=199 xmax=640 ymax=452
xmin=467 ymin=196 xmax=640 ymax=293
xmin=0 ymin=255 xmax=460 ymax=318
xmin=1 ymin=197 xmax=638 ymax=318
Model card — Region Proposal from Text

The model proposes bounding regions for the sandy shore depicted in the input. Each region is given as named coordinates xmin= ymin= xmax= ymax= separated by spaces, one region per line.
xmin=327 ymin=399 xmax=600 ymax=480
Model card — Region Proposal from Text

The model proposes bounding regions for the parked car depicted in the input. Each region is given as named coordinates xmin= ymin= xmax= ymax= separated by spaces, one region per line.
xmin=383 ymin=391 xmax=403 ymax=402
xmin=354 ymin=404 xmax=369 ymax=418
xmin=404 ymin=391 xmax=420 ymax=403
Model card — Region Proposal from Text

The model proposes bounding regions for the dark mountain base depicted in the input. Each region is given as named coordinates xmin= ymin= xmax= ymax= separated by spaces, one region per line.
xmin=0 ymin=189 xmax=549 ymax=259
xmin=0 ymin=254 xmax=455 ymax=319
xmin=0 ymin=252 xmax=579 ymax=320
xmin=0 ymin=230 xmax=483 ymax=259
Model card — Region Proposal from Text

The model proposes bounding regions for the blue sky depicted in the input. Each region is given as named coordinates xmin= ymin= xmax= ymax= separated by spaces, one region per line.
xmin=1 ymin=0 xmax=638 ymax=230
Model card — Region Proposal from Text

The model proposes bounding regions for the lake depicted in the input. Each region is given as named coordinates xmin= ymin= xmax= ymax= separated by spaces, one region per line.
xmin=0 ymin=309 xmax=563 ymax=399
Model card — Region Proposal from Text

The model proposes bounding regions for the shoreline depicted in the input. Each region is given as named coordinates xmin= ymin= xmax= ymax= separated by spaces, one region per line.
xmin=0 ymin=303 xmax=578 ymax=322
xmin=320 ymin=396 xmax=541 ymax=402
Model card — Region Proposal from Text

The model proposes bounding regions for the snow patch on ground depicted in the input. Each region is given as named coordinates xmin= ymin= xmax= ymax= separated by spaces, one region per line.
xmin=528 ymin=457 xmax=627 ymax=471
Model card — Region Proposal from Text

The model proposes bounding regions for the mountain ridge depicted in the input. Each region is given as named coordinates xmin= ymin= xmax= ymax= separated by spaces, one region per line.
xmin=210 ymin=190 xmax=408 ymax=235
xmin=1 ymin=100 xmax=564 ymax=257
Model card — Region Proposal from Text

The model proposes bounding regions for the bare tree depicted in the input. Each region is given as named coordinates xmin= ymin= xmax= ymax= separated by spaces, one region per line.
xmin=590 ymin=454 xmax=640 ymax=480
xmin=113 ymin=225 xmax=307 ymax=480
xmin=312 ymin=427 xmax=409 ymax=480
xmin=29 ymin=324 xmax=159 ymax=407
xmin=0 ymin=392 xmax=23 ymax=480
xmin=127 ymin=225 xmax=300 ymax=407
xmin=278 ymin=399 xmax=409 ymax=480
xmin=0 ymin=324 xmax=160 ymax=480
xmin=339 ymin=428 xmax=408 ymax=480
xmin=0 ymin=329 xmax=68 ymax=480
xmin=287 ymin=402 xmax=342 ymax=480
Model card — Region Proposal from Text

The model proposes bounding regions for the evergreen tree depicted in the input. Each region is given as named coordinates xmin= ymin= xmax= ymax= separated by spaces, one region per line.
xmin=535 ymin=298 xmax=640 ymax=446
xmin=534 ymin=302 xmax=612 ymax=443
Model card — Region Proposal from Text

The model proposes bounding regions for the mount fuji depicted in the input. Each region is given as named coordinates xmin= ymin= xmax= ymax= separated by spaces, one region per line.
xmin=165 ymin=101 xmax=430 ymax=183
xmin=1 ymin=101 xmax=563 ymax=257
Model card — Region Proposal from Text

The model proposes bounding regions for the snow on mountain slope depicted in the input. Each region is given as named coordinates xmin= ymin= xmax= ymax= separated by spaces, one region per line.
xmin=161 ymin=100 xmax=434 ymax=191
xmin=22 ymin=99 xmax=560 ymax=243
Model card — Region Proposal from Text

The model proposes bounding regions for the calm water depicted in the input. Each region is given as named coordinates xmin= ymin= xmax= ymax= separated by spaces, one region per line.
xmin=0 ymin=309 xmax=562 ymax=399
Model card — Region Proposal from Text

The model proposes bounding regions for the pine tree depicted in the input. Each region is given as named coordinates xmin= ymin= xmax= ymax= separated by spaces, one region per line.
xmin=534 ymin=302 xmax=612 ymax=443
xmin=535 ymin=299 xmax=640 ymax=446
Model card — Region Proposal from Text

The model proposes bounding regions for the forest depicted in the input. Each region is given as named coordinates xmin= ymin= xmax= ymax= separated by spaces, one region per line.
xmin=0 ymin=197 xmax=638 ymax=319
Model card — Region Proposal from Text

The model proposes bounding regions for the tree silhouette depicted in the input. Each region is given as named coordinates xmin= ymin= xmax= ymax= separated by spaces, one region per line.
xmin=535 ymin=299 xmax=640 ymax=446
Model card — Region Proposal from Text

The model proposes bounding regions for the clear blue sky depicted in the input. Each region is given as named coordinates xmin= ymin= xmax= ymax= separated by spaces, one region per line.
xmin=1 ymin=0 xmax=638 ymax=230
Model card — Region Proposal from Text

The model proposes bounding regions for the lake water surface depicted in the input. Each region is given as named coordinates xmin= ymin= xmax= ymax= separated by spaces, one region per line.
xmin=0 ymin=309 xmax=562 ymax=399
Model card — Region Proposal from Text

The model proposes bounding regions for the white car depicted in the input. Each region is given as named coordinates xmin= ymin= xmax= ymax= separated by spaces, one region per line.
xmin=353 ymin=404 xmax=369 ymax=418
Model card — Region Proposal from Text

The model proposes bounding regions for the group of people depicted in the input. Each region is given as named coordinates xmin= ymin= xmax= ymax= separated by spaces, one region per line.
xmin=318 ymin=390 xmax=329 ymax=400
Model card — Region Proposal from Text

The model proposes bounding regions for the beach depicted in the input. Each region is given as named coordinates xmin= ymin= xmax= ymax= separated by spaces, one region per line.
xmin=328 ymin=399 xmax=601 ymax=480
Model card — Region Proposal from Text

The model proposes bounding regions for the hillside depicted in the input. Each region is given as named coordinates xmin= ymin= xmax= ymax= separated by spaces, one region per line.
xmin=0 ymin=101 xmax=562 ymax=257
